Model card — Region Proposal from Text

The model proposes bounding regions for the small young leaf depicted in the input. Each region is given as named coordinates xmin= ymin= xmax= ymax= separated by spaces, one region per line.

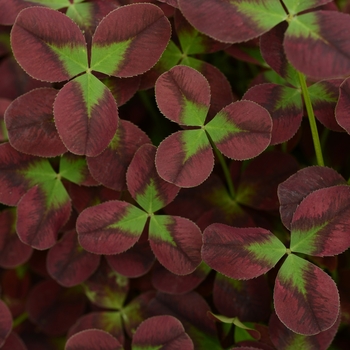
xmin=11 ymin=7 xmax=88 ymax=82
xmin=202 ymin=223 xmax=286 ymax=279
xmin=274 ymin=254 xmax=339 ymax=335
xmin=127 ymin=144 xmax=179 ymax=213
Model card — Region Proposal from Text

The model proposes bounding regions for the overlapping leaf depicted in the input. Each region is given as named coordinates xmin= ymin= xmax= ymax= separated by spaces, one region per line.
xmin=4 ymin=88 xmax=67 ymax=157
xmin=202 ymin=223 xmax=286 ymax=279
xmin=178 ymin=0 xmax=287 ymax=43
xmin=155 ymin=65 xmax=272 ymax=187
xmin=0 ymin=299 xmax=12 ymax=348
xmin=336 ymin=76 xmax=350 ymax=133
xmin=278 ymin=166 xmax=346 ymax=230
xmin=290 ymin=185 xmax=350 ymax=257
xmin=274 ymin=254 xmax=339 ymax=335
xmin=132 ymin=315 xmax=194 ymax=349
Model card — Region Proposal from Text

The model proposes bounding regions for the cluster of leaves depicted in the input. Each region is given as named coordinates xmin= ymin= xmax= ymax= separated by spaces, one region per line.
xmin=1 ymin=0 xmax=350 ymax=349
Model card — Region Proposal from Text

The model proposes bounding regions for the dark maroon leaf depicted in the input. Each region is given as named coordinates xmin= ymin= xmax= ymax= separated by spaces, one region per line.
xmin=127 ymin=144 xmax=180 ymax=213
xmin=242 ymin=84 xmax=303 ymax=145
xmin=274 ymin=254 xmax=339 ymax=335
xmin=16 ymin=185 xmax=72 ymax=250
xmin=68 ymin=311 xmax=124 ymax=345
xmin=26 ymin=280 xmax=86 ymax=336
xmin=132 ymin=315 xmax=194 ymax=349
xmin=1 ymin=331 xmax=27 ymax=350
xmin=148 ymin=292 xmax=220 ymax=348
xmin=65 ymin=329 xmax=122 ymax=350
xmin=235 ymin=151 xmax=299 ymax=211
xmin=83 ymin=259 xmax=129 ymax=310
xmin=0 ymin=299 xmax=12 ymax=348
xmin=5 ymin=88 xmax=67 ymax=157
xmin=278 ymin=166 xmax=346 ymax=230
xmin=47 ymin=229 xmax=100 ymax=287
xmin=0 ymin=208 xmax=32 ymax=268
xmin=269 ymin=311 xmax=340 ymax=350
xmin=336 ymin=76 xmax=350 ymax=133
xmin=213 ymin=273 xmax=271 ymax=323
xmin=0 ymin=98 xmax=11 ymax=142
xmin=11 ymin=7 xmax=88 ymax=82
xmin=0 ymin=0 xmax=37 ymax=25
xmin=202 ymin=223 xmax=286 ymax=279
xmin=151 ymin=261 xmax=210 ymax=295
xmin=290 ymin=185 xmax=350 ymax=257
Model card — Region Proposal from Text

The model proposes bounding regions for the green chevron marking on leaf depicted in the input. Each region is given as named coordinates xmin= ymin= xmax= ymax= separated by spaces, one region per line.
xmin=25 ymin=0 xmax=71 ymax=9
xmin=59 ymin=154 xmax=87 ymax=185
xmin=136 ymin=179 xmax=164 ymax=214
xmin=182 ymin=99 xmax=208 ymax=126
xmin=149 ymin=215 xmax=177 ymax=247
xmin=234 ymin=0 xmax=287 ymax=30
xmin=66 ymin=2 xmax=93 ymax=29
xmin=74 ymin=73 xmax=106 ymax=118
xmin=91 ymin=39 xmax=133 ymax=75
xmin=107 ymin=205 xmax=148 ymax=236
xmin=182 ymin=129 xmax=210 ymax=162
xmin=205 ymin=111 xmax=242 ymax=143
xmin=287 ymin=13 xmax=320 ymax=40
xmin=278 ymin=254 xmax=307 ymax=296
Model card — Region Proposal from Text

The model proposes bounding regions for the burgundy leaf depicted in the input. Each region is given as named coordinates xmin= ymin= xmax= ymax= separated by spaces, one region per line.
xmin=16 ymin=185 xmax=72 ymax=250
xmin=127 ymin=144 xmax=179 ymax=213
xmin=5 ymin=88 xmax=67 ymax=157
xmin=284 ymin=11 xmax=350 ymax=79
xmin=132 ymin=315 xmax=194 ymax=349
xmin=54 ymin=73 xmax=118 ymax=157
xmin=11 ymin=7 xmax=87 ymax=82
xmin=178 ymin=0 xmax=287 ymax=43
xmin=278 ymin=166 xmax=346 ymax=230
xmin=47 ymin=229 xmax=100 ymax=287
xmin=65 ymin=329 xmax=122 ymax=350
xmin=91 ymin=3 xmax=171 ymax=77
xmin=269 ymin=311 xmax=340 ymax=350
xmin=149 ymin=215 xmax=202 ymax=275
xmin=0 ymin=98 xmax=11 ymax=142
xmin=0 ymin=0 xmax=36 ymax=25
xmin=0 ymin=143 xmax=37 ymax=206
xmin=336 ymin=76 xmax=350 ymax=133
xmin=77 ymin=200 xmax=147 ymax=255
xmin=27 ymin=279 xmax=86 ymax=336
xmin=206 ymin=101 xmax=272 ymax=160
xmin=202 ymin=223 xmax=286 ymax=279
xmin=155 ymin=130 xmax=214 ymax=188
xmin=242 ymin=84 xmax=303 ymax=145
xmin=274 ymin=254 xmax=339 ymax=335
xmin=0 ymin=209 xmax=32 ymax=268
xmin=0 ymin=299 xmax=12 ymax=348
xmin=290 ymin=185 xmax=350 ymax=256
xmin=155 ymin=65 xmax=211 ymax=126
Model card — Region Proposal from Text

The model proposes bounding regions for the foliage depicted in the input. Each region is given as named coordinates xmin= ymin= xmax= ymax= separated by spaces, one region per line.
xmin=0 ymin=0 xmax=350 ymax=348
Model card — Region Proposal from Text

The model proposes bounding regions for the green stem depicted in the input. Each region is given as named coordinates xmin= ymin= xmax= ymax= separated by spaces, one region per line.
xmin=207 ymin=133 xmax=235 ymax=199
xmin=297 ymin=71 xmax=324 ymax=166
xmin=13 ymin=312 xmax=28 ymax=328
